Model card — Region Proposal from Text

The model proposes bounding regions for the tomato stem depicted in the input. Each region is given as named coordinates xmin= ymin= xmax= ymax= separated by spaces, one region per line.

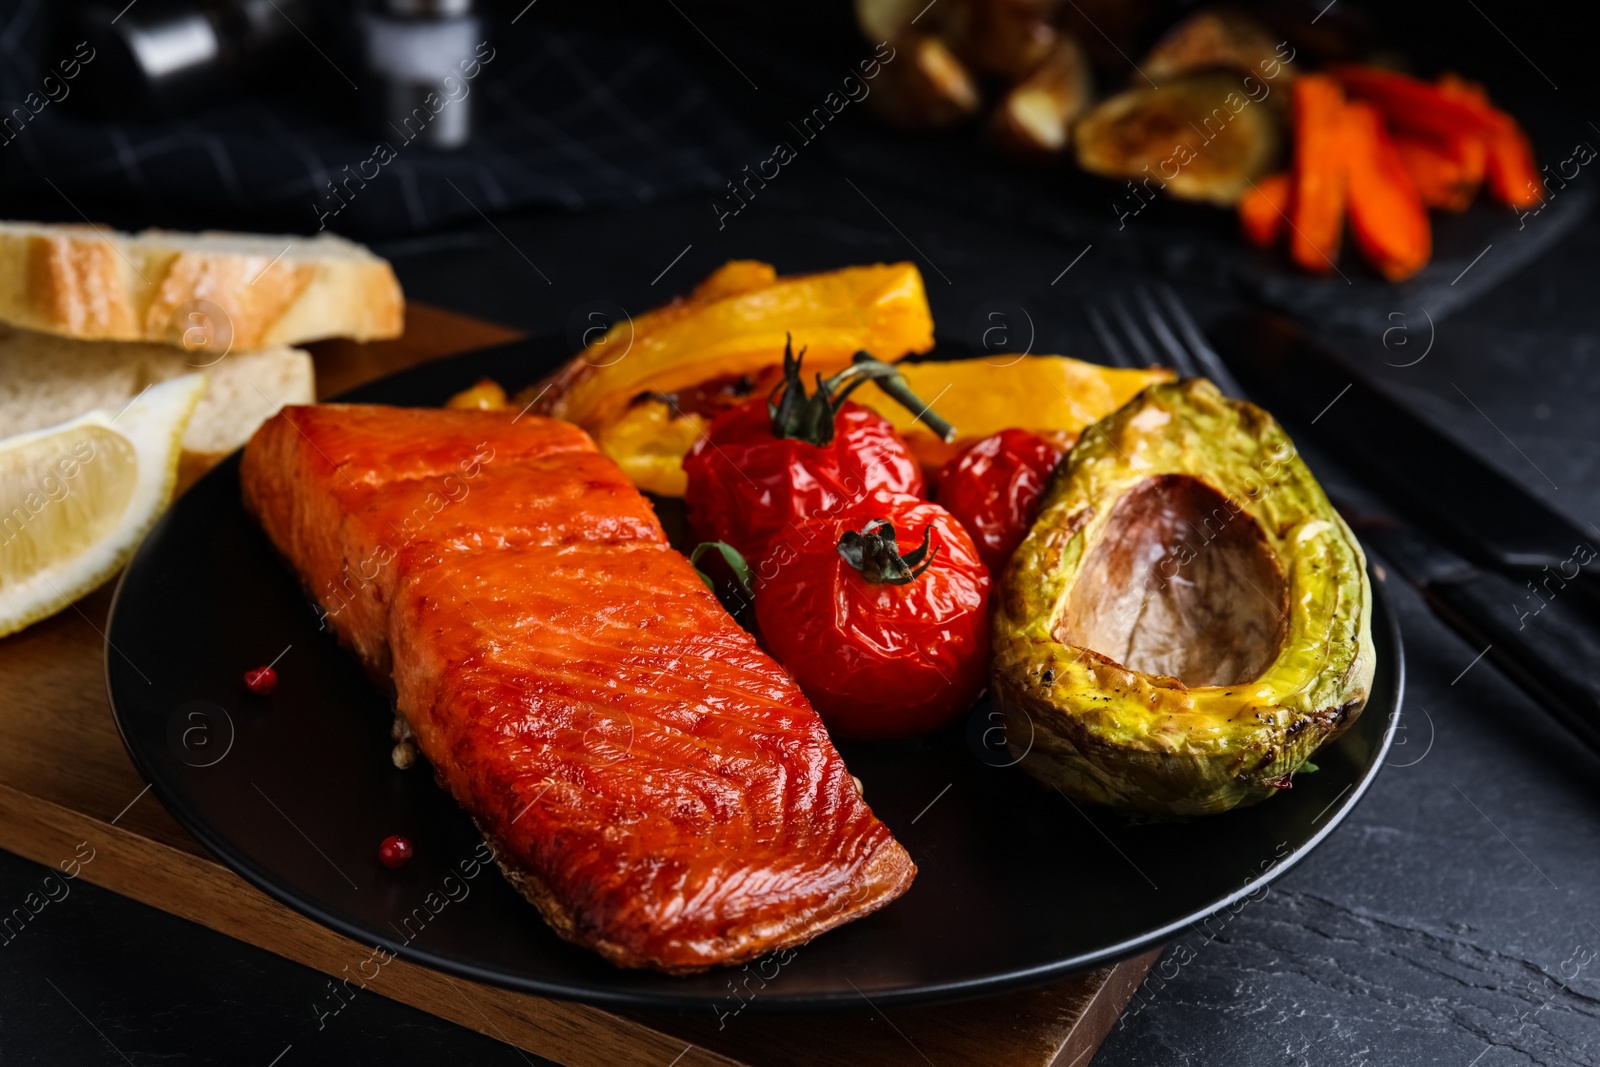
xmin=690 ymin=541 xmax=753 ymax=596
xmin=838 ymin=520 xmax=939 ymax=585
xmin=852 ymin=353 xmax=957 ymax=443
xmin=767 ymin=336 xmax=957 ymax=445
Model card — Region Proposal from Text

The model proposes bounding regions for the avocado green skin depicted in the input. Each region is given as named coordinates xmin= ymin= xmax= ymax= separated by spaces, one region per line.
xmin=991 ymin=379 xmax=1375 ymax=816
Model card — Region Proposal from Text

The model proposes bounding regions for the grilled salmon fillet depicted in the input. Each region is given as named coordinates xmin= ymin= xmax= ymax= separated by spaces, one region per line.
xmin=241 ymin=404 xmax=915 ymax=972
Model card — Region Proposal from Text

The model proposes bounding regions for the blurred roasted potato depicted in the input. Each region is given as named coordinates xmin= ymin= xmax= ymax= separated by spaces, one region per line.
xmin=991 ymin=35 xmax=1092 ymax=156
xmin=870 ymin=34 xmax=982 ymax=128
xmin=1142 ymin=7 xmax=1296 ymax=86
xmin=1074 ymin=72 xmax=1281 ymax=205
xmin=854 ymin=0 xmax=924 ymax=44
xmin=960 ymin=0 xmax=1060 ymax=77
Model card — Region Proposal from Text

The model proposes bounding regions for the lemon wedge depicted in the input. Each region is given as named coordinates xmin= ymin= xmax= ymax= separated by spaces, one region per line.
xmin=0 ymin=374 xmax=204 ymax=637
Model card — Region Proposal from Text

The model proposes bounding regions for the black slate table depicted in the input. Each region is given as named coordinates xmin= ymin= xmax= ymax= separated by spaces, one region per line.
xmin=5 ymin=139 xmax=1600 ymax=1066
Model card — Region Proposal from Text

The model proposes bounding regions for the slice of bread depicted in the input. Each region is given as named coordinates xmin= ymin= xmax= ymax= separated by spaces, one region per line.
xmin=0 ymin=324 xmax=315 ymax=480
xmin=0 ymin=221 xmax=403 ymax=349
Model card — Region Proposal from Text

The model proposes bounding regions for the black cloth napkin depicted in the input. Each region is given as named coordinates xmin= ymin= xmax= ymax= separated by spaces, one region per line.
xmin=0 ymin=3 xmax=760 ymax=237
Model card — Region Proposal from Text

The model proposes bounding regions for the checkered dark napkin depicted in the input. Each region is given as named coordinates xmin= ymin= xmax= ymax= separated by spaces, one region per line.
xmin=0 ymin=4 xmax=759 ymax=237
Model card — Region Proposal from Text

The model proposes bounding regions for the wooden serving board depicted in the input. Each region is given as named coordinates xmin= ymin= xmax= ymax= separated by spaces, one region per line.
xmin=0 ymin=303 xmax=1156 ymax=1066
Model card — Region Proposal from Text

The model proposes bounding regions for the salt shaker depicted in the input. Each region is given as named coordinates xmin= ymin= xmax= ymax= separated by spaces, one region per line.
xmin=359 ymin=0 xmax=484 ymax=151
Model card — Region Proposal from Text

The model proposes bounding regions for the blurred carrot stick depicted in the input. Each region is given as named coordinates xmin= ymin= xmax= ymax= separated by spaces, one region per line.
xmin=1393 ymin=135 xmax=1478 ymax=211
xmin=1437 ymin=73 xmax=1489 ymax=106
xmin=1334 ymin=66 xmax=1541 ymax=211
xmin=1445 ymin=127 xmax=1488 ymax=191
xmin=1483 ymin=123 xmax=1541 ymax=208
xmin=1239 ymin=172 xmax=1292 ymax=247
xmin=1328 ymin=65 xmax=1499 ymax=140
xmin=1439 ymin=74 xmax=1542 ymax=209
xmin=1290 ymin=74 xmax=1349 ymax=272
xmin=1353 ymin=70 xmax=1487 ymax=203
xmin=1346 ymin=102 xmax=1431 ymax=282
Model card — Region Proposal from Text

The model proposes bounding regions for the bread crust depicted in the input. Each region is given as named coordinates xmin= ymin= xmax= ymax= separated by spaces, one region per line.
xmin=0 ymin=225 xmax=403 ymax=347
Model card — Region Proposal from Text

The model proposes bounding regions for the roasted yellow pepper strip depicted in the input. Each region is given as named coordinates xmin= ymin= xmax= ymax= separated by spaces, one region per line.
xmin=444 ymin=378 xmax=509 ymax=411
xmin=861 ymin=356 xmax=1174 ymax=471
xmin=536 ymin=261 xmax=935 ymax=433
xmin=594 ymin=401 xmax=710 ymax=497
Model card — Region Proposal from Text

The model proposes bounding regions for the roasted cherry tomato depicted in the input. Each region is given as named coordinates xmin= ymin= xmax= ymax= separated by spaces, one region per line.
xmin=686 ymin=402 xmax=919 ymax=560
xmin=935 ymin=429 xmax=1063 ymax=575
xmin=756 ymin=494 xmax=990 ymax=739
xmin=684 ymin=339 xmax=953 ymax=562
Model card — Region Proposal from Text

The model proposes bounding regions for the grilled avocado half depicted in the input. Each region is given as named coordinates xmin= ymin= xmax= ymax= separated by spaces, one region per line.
xmin=991 ymin=379 xmax=1375 ymax=815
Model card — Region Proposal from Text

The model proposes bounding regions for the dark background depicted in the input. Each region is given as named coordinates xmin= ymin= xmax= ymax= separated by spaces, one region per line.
xmin=3 ymin=1 xmax=1600 ymax=1063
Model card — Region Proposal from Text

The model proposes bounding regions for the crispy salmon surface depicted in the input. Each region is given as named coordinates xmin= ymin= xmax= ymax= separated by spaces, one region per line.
xmin=241 ymin=404 xmax=914 ymax=971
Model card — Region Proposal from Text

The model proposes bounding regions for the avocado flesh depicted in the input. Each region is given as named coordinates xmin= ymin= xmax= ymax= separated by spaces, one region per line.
xmin=991 ymin=379 xmax=1375 ymax=816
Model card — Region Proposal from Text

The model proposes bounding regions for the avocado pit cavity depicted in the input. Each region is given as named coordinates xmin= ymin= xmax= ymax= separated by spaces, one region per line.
xmin=1057 ymin=473 xmax=1287 ymax=687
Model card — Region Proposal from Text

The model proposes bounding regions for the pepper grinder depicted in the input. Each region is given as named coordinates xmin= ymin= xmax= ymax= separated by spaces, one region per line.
xmin=359 ymin=0 xmax=482 ymax=151
xmin=61 ymin=0 xmax=316 ymax=117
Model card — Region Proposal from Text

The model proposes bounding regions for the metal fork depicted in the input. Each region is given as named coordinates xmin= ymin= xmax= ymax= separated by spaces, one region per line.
xmin=1085 ymin=285 xmax=1248 ymax=399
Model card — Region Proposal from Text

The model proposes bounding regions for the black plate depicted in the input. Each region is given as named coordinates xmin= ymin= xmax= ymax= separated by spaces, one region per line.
xmin=105 ymin=336 xmax=1404 ymax=1011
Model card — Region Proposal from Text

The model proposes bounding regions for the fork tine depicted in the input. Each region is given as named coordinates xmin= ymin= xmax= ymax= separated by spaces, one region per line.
xmin=1152 ymin=285 xmax=1248 ymax=398
xmin=1110 ymin=297 xmax=1161 ymax=369
xmin=1086 ymin=304 xmax=1134 ymax=368
xmin=1137 ymin=287 xmax=1201 ymax=377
